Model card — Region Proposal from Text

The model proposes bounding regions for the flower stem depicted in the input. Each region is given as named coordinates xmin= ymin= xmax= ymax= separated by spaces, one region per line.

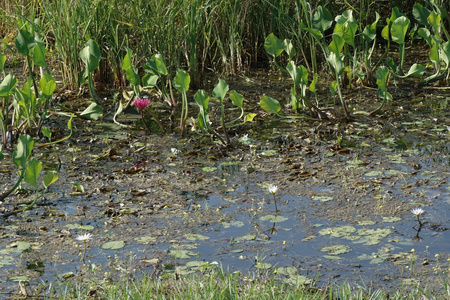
xmin=272 ymin=194 xmax=278 ymax=214
xmin=140 ymin=111 xmax=153 ymax=133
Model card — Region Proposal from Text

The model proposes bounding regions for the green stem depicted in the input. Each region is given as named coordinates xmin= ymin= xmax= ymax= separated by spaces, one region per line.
xmin=0 ymin=167 xmax=26 ymax=202
xmin=220 ymin=101 xmax=230 ymax=145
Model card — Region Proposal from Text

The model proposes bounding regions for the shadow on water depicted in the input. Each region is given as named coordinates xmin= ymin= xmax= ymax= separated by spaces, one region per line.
xmin=0 ymin=78 xmax=449 ymax=295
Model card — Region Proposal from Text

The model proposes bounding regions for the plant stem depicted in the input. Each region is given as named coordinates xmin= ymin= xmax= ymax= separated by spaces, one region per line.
xmin=140 ymin=111 xmax=153 ymax=133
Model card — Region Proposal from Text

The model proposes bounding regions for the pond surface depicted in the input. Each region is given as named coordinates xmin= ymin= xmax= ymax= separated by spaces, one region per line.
xmin=0 ymin=73 xmax=449 ymax=296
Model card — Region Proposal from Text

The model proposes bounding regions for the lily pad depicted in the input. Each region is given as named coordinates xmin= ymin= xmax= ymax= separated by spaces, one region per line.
xmin=318 ymin=225 xmax=356 ymax=237
xmin=135 ymin=236 xmax=157 ymax=244
xmin=202 ymin=166 xmax=217 ymax=172
xmin=222 ymin=221 xmax=245 ymax=228
xmin=259 ymin=215 xmax=289 ymax=223
xmin=184 ymin=233 xmax=210 ymax=241
xmin=312 ymin=195 xmax=333 ymax=202
xmin=321 ymin=244 xmax=351 ymax=255
xmin=101 ymin=241 xmax=125 ymax=250
xmin=169 ymin=249 xmax=197 ymax=259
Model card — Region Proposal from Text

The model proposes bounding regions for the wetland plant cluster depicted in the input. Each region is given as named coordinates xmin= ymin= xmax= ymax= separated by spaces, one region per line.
xmin=0 ymin=0 xmax=449 ymax=297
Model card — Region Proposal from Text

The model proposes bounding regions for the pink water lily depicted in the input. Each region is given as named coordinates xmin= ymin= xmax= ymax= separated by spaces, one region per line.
xmin=134 ymin=98 xmax=150 ymax=111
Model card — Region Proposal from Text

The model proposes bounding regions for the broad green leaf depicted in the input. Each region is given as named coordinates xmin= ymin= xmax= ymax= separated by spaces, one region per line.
xmin=125 ymin=67 xmax=140 ymax=87
xmin=229 ymin=90 xmax=243 ymax=108
xmin=328 ymin=34 xmax=345 ymax=55
xmin=212 ymin=78 xmax=229 ymax=102
xmin=0 ymin=147 xmax=4 ymax=161
xmin=309 ymin=73 xmax=318 ymax=93
xmin=121 ymin=48 xmax=133 ymax=72
xmin=15 ymin=241 xmax=31 ymax=252
xmin=43 ymin=170 xmax=58 ymax=189
xmin=122 ymin=49 xmax=141 ymax=87
xmin=312 ymin=6 xmax=333 ymax=32
xmin=41 ymin=126 xmax=51 ymax=139
xmin=429 ymin=40 xmax=439 ymax=63
xmin=244 ymin=113 xmax=257 ymax=123
xmin=39 ymin=72 xmax=56 ymax=98
xmin=417 ymin=28 xmax=432 ymax=46
xmin=413 ymin=3 xmax=430 ymax=26
xmin=326 ymin=52 xmax=344 ymax=75
xmin=283 ymin=39 xmax=296 ymax=59
xmin=79 ymin=40 xmax=101 ymax=72
xmin=0 ymin=74 xmax=17 ymax=97
xmin=0 ymin=52 xmax=6 ymax=70
xmin=13 ymin=135 xmax=33 ymax=167
xmin=428 ymin=11 xmax=441 ymax=34
xmin=260 ymin=95 xmax=281 ymax=114
xmin=25 ymin=157 xmax=42 ymax=188
xmin=404 ymin=64 xmax=425 ymax=77
xmin=376 ymin=66 xmax=390 ymax=90
xmin=15 ymin=29 xmax=35 ymax=56
xmin=362 ymin=12 xmax=380 ymax=42
xmin=330 ymin=80 xmax=338 ymax=96
xmin=264 ymin=33 xmax=284 ymax=58
xmin=286 ymin=61 xmax=300 ymax=86
xmin=301 ymin=27 xmax=323 ymax=40
xmin=101 ymin=241 xmax=125 ymax=250
xmin=80 ymin=102 xmax=103 ymax=120
xmin=173 ymin=69 xmax=190 ymax=93
xmin=142 ymin=74 xmax=159 ymax=87
xmin=144 ymin=54 xmax=168 ymax=75
xmin=334 ymin=10 xmax=358 ymax=46
xmin=33 ymin=39 xmax=47 ymax=67
xmin=194 ymin=89 xmax=209 ymax=111
xmin=391 ymin=16 xmax=410 ymax=44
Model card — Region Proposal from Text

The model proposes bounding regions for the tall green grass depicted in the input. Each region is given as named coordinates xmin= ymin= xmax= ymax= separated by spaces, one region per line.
xmin=2 ymin=0 xmax=440 ymax=90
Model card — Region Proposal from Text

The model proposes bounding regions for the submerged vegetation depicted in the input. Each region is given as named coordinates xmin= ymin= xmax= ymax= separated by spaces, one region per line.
xmin=0 ymin=0 xmax=449 ymax=298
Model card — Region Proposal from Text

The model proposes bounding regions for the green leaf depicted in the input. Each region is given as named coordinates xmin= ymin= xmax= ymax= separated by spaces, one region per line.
xmin=362 ymin=12 xmax=380 ymax=42
xmin=80 ymin=102 xmax=103 ymax=120
xmin=413 ymin=3 xmax=430 ymax=26
xmin=122 ymin=49 xmax=140 ymax=87
xmin=376 ymin=66 xmax=390 ymax=90
xmin=43 ymin=170 xmax=58 ymax=189
xmin=79 ymin=40 xmax=101 ymax=73
xmin=13 ymin=135 xmax=33 ymax=167
xmin=142 ymin=74 xmax=159 ymax=88
xmin=404 ymin=64 xmax=425 ymax=77
xmin=312 ymin=6 xmax=333 ymax=32
xmin=15 ymin=29 xmax=35 ymax=56
xmin=283 ymin=39 xmax=296 ymax=59
xmin=326 ymin=52 xmax=344 ymax=75
xmin=0 ymin=52 xmax=6 ymax=71
xmin=33 ymin=39 xmax=47 ymax=67
xmin=144 ymin=54 xmax=168 ymax=76
xmin=244 ymin=113 xmax=257 ymax=123
xmin=0 ymin=74 xmax=17 ymax=97
xmin=41 ymin=126 xmax=51 ymax=139
xmin=391 ymin=16 xmax=410 ymax=44
xmin=212 ymin=78 xmax=229 ymax=102
xmin=264 ymin=33 xmax=284 ymax=58
xmin=101 ymin=241 xmax=125 ymax=250
xmin=194 ymin=89 xmax=209 ymax=111
xmin=25 ymin=157 xmax=42 ymax=188
xmin=309 ymin=73 xmax=319 ymax=93
xmin=173 ymin=69 xmax=190 ymax=93
xmin=229 ymin=90 xmax=243 ymax=108
xmin=328 ymin=34 xmax=345 ymax=55
xmin=39 ymin=72 xmax=56 ymax=98
xmin=260 ymin=96 xmax=281 ymax=115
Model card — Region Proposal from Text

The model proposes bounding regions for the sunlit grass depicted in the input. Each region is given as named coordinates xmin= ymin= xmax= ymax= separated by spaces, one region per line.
xmin=47 ymin=267 xmax=450 ymax=300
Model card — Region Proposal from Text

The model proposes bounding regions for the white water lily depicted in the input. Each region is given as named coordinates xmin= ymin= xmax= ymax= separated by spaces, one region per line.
xmin=268 ymin=185 xmax=278 ymax=194
xmin=76 ymin=233 xmax=93 ymax=242
xmin=411 ymin=208 xmax=425 ymax=217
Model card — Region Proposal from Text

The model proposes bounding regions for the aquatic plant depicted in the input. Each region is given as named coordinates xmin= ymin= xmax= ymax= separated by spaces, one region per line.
xmin=79 ymin=39 xmax=105 ymax=109
xmin=193 ymin=79 xmax=255 ymax=145
xmin=268 ymin=185 xmax=279 ymax=214
xmin=173 ymin=69 xmax=190 ymax=134
xmin=76 ymin=233 xmax=93 ymax=261
xmin=133 ymin=98 xmax=165 ymax=134
xmin=412 ymin=207 xmax=425 ymax=226
xmin=0 ymin=134 xmax=58 ymax=218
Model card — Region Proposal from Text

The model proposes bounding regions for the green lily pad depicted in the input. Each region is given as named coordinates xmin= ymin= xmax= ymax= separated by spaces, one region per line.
xmin=276 ymin=266 xmax=298 ymax=276
xmin=169 ymin=250 xmax=197 ymax=259
xmin=222 ymin=221 xmax=245 ymax=228
xmin=364 ymin=170 xmax=383 ymax=177
xmin=202 ymin=166 xmax=217 ymax=172
xmin=321 ymin=244 xmax=351 ymax=255
xmin=312 ymin=195 xmax=333 ymax=202
xmin=382 ymin=217 xmax=402 ymax=223
xmin=284 ymin=274 xmax=313 ymax=285
xmin=259 ymin=215 xmax=289 ymax=223
xmin=260 ymin=150 xmax=277 ymax=156
xmin=9 ymin=275 xmax=29 ymax=282
xmin=184 ymin=233 xmax=209 ymax=241
xmin=101 ymin=241 xmax=125 ymax=250
xmin=255 ymin=262 xmax=272 ymax=269
xmin=15 ymin=241 xmax=31 ymax=252
xmin=324 ymin=255 xmax=343 ymax=260
xmin=135 ymin=236 xmax=157 ymax=244
xmin=318 ymin=225 xmax=356 ymax=237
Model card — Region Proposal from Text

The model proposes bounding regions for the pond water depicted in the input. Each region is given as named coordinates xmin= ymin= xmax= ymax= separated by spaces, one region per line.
xmin=0 ymin=74 xmax=449 ymax=296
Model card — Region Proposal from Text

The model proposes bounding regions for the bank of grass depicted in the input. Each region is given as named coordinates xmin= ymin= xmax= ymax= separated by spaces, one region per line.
xmin=50 ymin=268 xmax=449 ymax=300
